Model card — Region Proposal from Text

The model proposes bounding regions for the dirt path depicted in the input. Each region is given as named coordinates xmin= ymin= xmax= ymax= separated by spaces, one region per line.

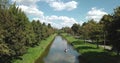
xmin=99 ymin=45 xmax=112 ymax=50
xmin=85 ymin=40 xmax=112 ymax=50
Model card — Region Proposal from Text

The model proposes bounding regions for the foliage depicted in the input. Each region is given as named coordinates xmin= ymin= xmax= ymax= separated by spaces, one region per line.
xmin=61 ymin=27 xmax=73 ymax=34
xmin=62 ymin=6 xmax=120 ymax=55
xmin=100 ymin=7 xmax=120 ymax=55
xmin=0 ymin=1 xmax=55 ymax=63
xmin=71 ymin=23 xmax=81 ymax=35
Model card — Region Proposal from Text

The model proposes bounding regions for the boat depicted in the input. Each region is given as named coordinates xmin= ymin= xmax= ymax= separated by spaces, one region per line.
xmin=64 ymin=49 xmax=68 ymax=52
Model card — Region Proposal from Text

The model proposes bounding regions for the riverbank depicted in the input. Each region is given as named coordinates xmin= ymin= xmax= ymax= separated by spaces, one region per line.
xmin=35 ymin=35 xmax=80 ymax=63
xmin=13 ymin=34 xmax=56 ymax=63
xmin=61 ymin=33 xmax=120 ymax=63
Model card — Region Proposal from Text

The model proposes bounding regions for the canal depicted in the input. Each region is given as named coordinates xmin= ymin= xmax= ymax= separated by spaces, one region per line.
xmin=35 ymin=36 xmax=80 ymax=63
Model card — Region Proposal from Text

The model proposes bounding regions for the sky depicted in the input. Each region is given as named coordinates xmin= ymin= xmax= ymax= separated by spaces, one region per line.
xmin=11 ymin=0 xmax=120 ymax=29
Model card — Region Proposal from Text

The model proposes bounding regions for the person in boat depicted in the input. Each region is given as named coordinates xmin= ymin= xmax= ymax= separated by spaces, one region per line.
xmin=64 ymin=49 xmax=67 ymax=52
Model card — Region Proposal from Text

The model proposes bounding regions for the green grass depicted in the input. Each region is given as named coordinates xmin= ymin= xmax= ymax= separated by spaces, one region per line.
xmin=61 ymin=33 xmax=120 ymax=63
xmin=13 ymin=34 xmax=56 ymax=63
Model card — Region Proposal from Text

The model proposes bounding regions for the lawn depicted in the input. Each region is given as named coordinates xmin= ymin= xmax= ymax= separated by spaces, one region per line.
xmin=61 ymin=33 xmax=120 ymax=63
xmin=13 ymin=34 xmax=56 ymax=63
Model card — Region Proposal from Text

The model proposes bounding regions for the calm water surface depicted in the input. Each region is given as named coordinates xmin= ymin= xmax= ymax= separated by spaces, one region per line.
xmin=35 ymin=36 xmax=80 ymax=63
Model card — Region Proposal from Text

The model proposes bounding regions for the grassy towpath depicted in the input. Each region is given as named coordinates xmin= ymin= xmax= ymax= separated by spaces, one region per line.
xmin=13 ymin=34 xmax=56 ymax=63
xmin=61 ymin=33 xmax=120 ymax=63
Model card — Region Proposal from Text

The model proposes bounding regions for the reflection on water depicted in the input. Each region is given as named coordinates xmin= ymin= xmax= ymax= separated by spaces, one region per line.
xmin=35 ymin=36 xmax=79 ymax=63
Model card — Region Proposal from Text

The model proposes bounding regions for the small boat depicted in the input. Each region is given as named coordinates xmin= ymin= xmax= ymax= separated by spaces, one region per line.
xmin=64 ymin=49 xmax=67 ymax=52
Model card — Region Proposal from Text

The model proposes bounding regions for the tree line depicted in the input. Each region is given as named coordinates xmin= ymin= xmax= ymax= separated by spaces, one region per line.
xmin=0 ymin=0 xmax=54 ymax=63
xmin=62 ymin=6 xmax=120 ymax=55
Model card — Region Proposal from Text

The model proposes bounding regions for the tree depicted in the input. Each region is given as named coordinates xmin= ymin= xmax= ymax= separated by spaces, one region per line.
xmin=80 ymin=19 xmax=104 ymax=48
xmin=90 ymin=22 xmax=103 ymax=48
xmin=47 ymin=24 xmax=54 ymax=36
xmin=61 ymin=27 xmax=73 ymax=34
xmin=0 ymin=1 xmax=55 ymax=63
xmin=100 ymin=7 xmax=120 ymax=55
xmin=0 ymin=0 xmax=9 ymax=9
xmin=111 ymin=7 xmax=120 ymax=55
xmin=71 ymin=23 xmax=81 ymax=36
xmin=48 ymin=23 xmax=52 ymax=28
xmin=81 ymin=19 xmax=96 ymax=41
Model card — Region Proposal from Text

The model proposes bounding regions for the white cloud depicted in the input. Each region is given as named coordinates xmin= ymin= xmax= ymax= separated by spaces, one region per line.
xmin=12 ymin=0 xmax=40 ymax=6
xmin=33 ymin=15 xmax=78 ymax=29
xmin=12 ymin=0 xmax=78 ymax=11
xmin=12 ymin=0 xmax=44 ymax=18
xmin=49 ymin=1 xmax=78 ymax=11
xmin=41 ymin=0 xmax=59 ymax=3
xmin=12 ymin=0 xmax=78 ymax=29
xmin=86 ymin=7 xmax=108 ymax=21
xmin=18 ymin=5 xmax=44 ymax=18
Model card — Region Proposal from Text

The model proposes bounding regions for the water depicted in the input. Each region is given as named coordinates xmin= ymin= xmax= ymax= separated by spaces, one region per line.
xmin=35 ymin=36 xmax=80 ymax=63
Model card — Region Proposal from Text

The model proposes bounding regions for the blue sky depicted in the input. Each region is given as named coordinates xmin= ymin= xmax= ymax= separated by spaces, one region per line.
xmin=11 ymin=0 xmax=120 ymax=29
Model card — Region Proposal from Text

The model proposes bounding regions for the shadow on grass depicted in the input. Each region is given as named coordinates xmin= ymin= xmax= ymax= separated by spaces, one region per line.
xmin=72 ymin=40 xmax=120 ymax=63
xmin=72 ymin=40 xmax=97 ymax=51
xmin=72 ymin=40 xmax=84 ymax=45
xmin=78 ymin=51 xmax=120 ymax=63
xmin=76 ymin=46 xmax=97 ymax=51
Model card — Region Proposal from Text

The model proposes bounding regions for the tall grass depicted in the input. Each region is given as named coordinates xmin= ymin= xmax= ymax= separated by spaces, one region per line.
xmin=13 ymin=34 xmax=56 ymax=63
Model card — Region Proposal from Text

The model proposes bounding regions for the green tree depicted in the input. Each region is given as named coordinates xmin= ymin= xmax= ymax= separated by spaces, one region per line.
xmin=0 ymin=1 xmax=55 ymax=63
xmin=111 ymin=7 xmax=120 ymax=55
xmin=71 ymin=23 xmax=81 ymax=36
xmin=100 ymin=7 xmax=120 ymax=55
xmin=81 ymin=19 xmax=96 ymax=41
xmin=90 ymin=22 xmax=103 ymax=48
